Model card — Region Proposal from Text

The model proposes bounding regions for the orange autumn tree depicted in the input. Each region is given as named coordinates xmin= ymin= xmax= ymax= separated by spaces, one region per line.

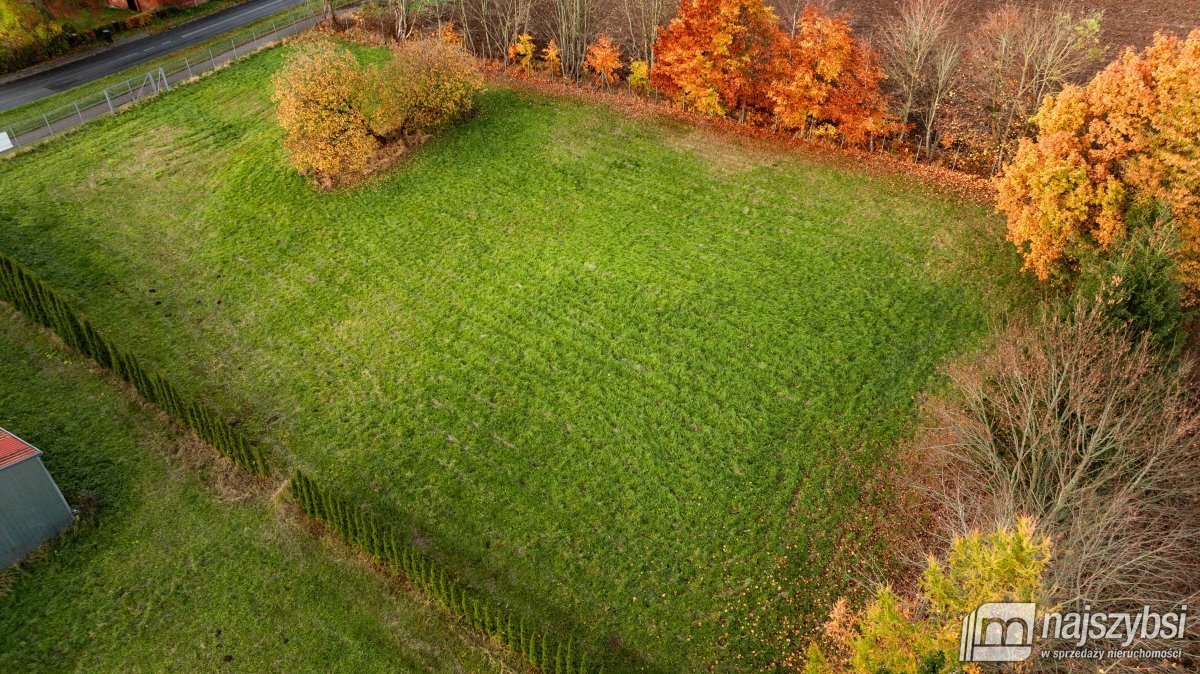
xmin=651 ymin=0 xmax=784 ymax=119
xmin=769 ymin=5 xmax=891 ymax=144
xmin=997 ymin=30 xmax=1200 ymax=288
xmin=583 ymin=33 xmax=623 ymax=87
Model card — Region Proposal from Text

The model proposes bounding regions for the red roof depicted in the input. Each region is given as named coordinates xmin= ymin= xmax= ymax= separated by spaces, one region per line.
xmin=0 ymin=428 xmax=41 ymax=470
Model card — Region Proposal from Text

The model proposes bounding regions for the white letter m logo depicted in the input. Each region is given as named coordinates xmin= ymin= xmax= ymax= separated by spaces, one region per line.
xmin=959 ymin=602 xmax=1036 ymax=662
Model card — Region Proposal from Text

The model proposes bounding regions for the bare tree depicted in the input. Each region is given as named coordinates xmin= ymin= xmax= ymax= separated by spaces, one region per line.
xmin=387 ymin=0 xmax=427 ymax=39
xmin=967 ymin=3 xmax=1103 ymax=174
xmin=877 ymin=0 xmax=954 ymax=142
xmin=616 ymin=0 xmax=671 ymax=65
xmin=918 ymin=38 xmax=958 ymax=157
xmin=772 ymin=0 xmax=839 ymax=38
xmin=914 ymin=308 xmax=1200 ymax=638
xmin=453 ymin=0 xmax=532 ymax=59
xmin=553 ymin=0 xmax=593 ymax=78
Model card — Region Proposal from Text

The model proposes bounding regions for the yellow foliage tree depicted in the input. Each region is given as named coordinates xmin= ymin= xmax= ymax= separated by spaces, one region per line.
xmin=272 ymin=40 xmax=377 ymax=184
xmin=997 ymin=30 xmax=1200 ymax=290
xmin=542 ymin=39 xmax=562 ymax=78
xmin=628 ymin=59 xmax=650 ymax=94
xmin=805 ymin=517 xmax=1051 ymax=674
xmin=508 ymin=33 xmax=536 ymax=74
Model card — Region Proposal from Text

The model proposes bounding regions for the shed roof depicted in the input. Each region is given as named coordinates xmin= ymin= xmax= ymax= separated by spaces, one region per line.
xmin=0 ymin=428 xmax=41 ymax=470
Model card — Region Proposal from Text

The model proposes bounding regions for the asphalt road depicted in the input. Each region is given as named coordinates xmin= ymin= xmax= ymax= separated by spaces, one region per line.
xmin=0 ymin=0 xmax=310 ymax=112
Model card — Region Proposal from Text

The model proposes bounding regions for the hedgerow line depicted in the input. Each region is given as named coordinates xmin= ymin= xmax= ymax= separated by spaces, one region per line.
xmin=0 ymin=251 xmax=268 ymax=475
xmin=290 ymin=468 xmax=598 ymax=673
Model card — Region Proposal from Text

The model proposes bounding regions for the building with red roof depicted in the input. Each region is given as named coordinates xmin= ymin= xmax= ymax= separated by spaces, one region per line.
xmin=0 ymin=427 xmax=73 ymax=569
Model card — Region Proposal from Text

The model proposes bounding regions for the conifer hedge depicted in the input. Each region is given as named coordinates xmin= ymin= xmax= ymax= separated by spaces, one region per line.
xmin=0 ymin=252 xmax=268 ymax=475
xmin=290 ymin=468 xmax=598 ymax=673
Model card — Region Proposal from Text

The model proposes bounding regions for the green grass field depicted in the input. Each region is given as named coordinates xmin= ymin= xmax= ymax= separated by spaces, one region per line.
xmin=0 ymin=42 xmax=1022 ymax=670
xmin=0 ymin=307 xmax=521 ymax=672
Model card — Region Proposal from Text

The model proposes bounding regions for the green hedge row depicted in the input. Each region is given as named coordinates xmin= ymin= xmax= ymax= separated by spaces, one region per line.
xmin=0 ymin=252 xmax=268 ymax=475
xmin=291 ymin=469 xmax=598 ymax=673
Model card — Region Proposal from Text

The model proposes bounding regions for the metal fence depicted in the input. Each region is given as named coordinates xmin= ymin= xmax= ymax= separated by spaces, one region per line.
xmin=0 ymin=1 xmax=339 ymax=155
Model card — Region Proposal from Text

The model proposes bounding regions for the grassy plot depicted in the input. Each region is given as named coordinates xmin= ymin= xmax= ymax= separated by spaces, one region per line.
xmin=0 ymin=42 xmax=1021 ymax=670
xmin=0 ymin=306 xmax=522 ymax=672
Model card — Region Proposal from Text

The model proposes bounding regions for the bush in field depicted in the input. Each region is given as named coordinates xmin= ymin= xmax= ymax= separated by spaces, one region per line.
xmin=996 ymin=30 xmax=1200 ymax=294
xmin=367 ymin=38 xmax=483 ymax=141
xmin=273 ymin=41 xmax=377 ymax=184
xmin=803 ymin=518 xmax=1051 ymax=673
xmin=274 ymin=39 xmax=482 ymax=186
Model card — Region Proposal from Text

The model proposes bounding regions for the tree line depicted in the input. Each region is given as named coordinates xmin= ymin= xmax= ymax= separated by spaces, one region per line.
xmin=347 ymin=0 xmax=1113 ymax=171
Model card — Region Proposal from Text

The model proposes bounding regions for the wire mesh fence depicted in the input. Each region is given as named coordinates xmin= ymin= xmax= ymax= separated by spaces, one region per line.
xmin=0 ymin=1 xmax=343 ymax=155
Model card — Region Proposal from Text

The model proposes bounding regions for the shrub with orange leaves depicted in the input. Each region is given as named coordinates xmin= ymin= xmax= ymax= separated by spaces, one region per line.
xmin=769 ymin=6 xmax=892 ymax=144
xmin=438 ymin=21 xmax=463 ymax=46
xmin=507 ymin=33 xmax=536 ymax=74
xmin=272 ymin=40 xmax=377 ymax=185
xmin=541 ymin=38 xmax=562 ymax=78
xmin=583 ymin=33 xmax=623 ymax=87
xmin=997 ymin=30 xmax=1200 ymax=292
xmin=651 ymin=0 xmax=784 ymax=118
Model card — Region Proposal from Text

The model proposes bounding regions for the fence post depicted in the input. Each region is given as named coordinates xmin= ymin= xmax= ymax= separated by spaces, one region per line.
xmin=271 ymin=20 xmax=277 ymax=34
xmin=210 ymin=47 xmax=216 ymax=68
xmin=8 ymin=127 xmax=19 ymax=149
xmin=104 ymin=87 xmax=114 ymax=113
xmin=185 ymin=56 xmax=193 ymax=78
xmin=159 ymin=68 xmax=169 ymax=91
xmin=74 ymin=102 xmax=84 ymax=123
xmin=42 ymin=113 xmax=54 ymax=137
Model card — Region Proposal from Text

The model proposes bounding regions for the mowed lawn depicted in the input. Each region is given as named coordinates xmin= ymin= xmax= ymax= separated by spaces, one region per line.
xmin=0 ymin=43 xmax=1014 ymax=670
xmin=0 ymin=308 xmax=521 ymax=672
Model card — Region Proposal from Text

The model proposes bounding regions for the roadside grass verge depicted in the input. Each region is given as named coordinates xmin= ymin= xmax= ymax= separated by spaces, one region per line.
xmin=0 ymin=41 xmax=1027 ymax=670
xmin=0 ymin=306 xmax=523 ymax=672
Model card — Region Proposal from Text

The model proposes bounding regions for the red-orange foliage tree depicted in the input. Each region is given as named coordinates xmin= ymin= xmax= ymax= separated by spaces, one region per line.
xmin=769 ymin=6 xmax=891 ymax=144
xmin=650 ymin=0 xmax=783 ymax=119
xmin=651 ymin=0 xmax=890 ymax=142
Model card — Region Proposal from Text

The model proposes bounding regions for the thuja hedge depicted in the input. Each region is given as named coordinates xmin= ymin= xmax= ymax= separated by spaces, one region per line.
xmin=291 ymin=469 xmax=598 ymax=673
xmin=0 ymin=252 xmax=268 ymax=475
